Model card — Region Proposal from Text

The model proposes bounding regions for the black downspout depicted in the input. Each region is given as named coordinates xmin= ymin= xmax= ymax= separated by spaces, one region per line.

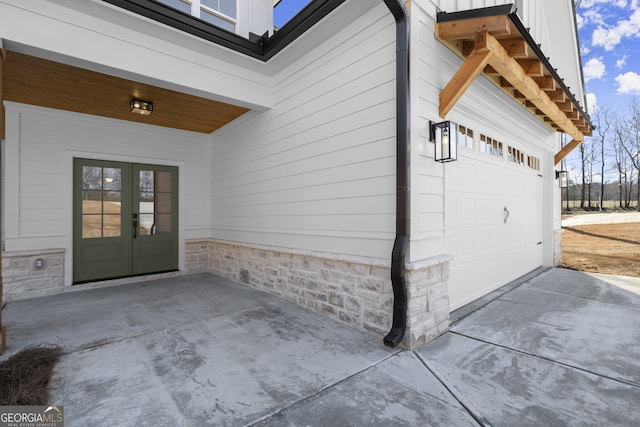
xmin=382 ymin=0 xmax=410 ymax=348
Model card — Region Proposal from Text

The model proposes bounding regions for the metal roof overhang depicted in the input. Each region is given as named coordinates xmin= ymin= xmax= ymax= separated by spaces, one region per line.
xmin=435 ymin=5 xmax=593 ymax=165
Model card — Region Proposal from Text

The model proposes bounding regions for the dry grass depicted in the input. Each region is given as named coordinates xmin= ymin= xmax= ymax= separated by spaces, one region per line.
xmin=0 ymin=346 xmax=62 ymax=405
xmin=562 ymin=222 xmax=640 ymax=277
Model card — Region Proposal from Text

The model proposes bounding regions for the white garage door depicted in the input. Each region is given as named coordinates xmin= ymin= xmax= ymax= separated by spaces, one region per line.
xmin=445 ymin=142 xmax=544 ymax=311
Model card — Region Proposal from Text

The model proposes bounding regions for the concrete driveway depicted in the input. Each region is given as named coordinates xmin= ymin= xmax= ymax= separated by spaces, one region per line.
xmin=2 ymin=268 xmax=639 ymax=426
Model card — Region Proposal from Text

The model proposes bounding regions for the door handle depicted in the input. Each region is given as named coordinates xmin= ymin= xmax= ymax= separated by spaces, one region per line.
xmin=503 ymin=206 xmax=510 ymax=224
xmin=132 ymin=213 xmax=138 ymax=239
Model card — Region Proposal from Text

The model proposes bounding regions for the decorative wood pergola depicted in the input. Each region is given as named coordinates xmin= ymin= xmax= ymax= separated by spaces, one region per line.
xmin=434 ymin=5 xmax=592 ymax=165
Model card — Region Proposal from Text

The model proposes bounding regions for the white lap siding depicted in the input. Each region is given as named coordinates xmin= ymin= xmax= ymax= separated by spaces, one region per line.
xmin=3 ymin=103 xmax=210 ymax=287
xmin=210 ymin=4 xmax=397 ymax=259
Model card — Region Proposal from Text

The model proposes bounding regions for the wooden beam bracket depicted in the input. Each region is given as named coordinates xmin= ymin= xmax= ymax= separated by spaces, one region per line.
xmin=439 ymin=31 xmax=494 ymax=118
xmin=555 ymin=139 xmax=583 ymax=165
xmin=435 ymin=13 xmax=592 ymax=155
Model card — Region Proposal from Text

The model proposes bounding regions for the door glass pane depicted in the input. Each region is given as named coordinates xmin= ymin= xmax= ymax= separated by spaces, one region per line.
xmin=139 ymin=192 xmax=155 ymax=213
xmin=138 ymin=169 xmax=173 ymax=236
xmin=82 ymin=191 xmax=102 ymax=213
xmin=140 ymin=214 xmax=154 ymax=236
xmin=82 ymin=215 xmax=102 ymax=238
xmin=156 ymin=214 xmax=172 ymax=234
xmin=81 ymin=166 xmax=122 ymax=238
xmin=156 ymin=171 xmax=172 ymax=192
xmin=103 ymin=168 xmax=121 ymax=189
xmin=82 ymin=166 xmax=102 ymax=190
xmin=103 ymin=214 xmax=122 ymax=237
xmin=156 ymin=193 xmax=171 ymax=213
xmin=139 ymin=170 xmax=154 ymax=191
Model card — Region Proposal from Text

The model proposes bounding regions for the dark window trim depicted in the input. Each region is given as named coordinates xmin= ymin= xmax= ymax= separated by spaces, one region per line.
xmin=101 ymin=0 xmax=346 ymax=62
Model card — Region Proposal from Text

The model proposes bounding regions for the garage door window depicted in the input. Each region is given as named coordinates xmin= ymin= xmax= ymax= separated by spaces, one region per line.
xmin=508 ymin=146 xmax=525 ymax=165
xmin=528 ymin=155 xmax=541 ymax=171
xmin=457 ymin=125 xmax=474 ymax=149
xmin=480 ymin=134 xmax=503 ymax=158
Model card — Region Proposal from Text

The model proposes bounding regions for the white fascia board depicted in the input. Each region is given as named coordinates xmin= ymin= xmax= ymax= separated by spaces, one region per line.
xmin=0 ymin=0 xmax=273 ymax=110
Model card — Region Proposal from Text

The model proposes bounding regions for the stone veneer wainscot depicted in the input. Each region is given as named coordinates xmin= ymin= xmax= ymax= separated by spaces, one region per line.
xmin=1 ymin=239 xmax=451 ymax=348
xmin=206 ymin=239 xmax=451 ymax=349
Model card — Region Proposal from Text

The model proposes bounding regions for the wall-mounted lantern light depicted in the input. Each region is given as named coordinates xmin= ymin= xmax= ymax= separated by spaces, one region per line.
xmin=130 ymin=98 xmax=153 ymax=115
xmin=430 ymin=120 xmax=457 ymax=163
xmin=555 ymin=169 xmax=568 ymax=187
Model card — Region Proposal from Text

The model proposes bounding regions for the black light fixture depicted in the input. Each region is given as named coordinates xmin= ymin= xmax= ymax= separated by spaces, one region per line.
xmin=430 ymin=120 xmax=457 ymax=163
xmin=555 ymin=169 xmax=568 ymax=187
xmin=130 ymin=98 xmax=153 ymax=115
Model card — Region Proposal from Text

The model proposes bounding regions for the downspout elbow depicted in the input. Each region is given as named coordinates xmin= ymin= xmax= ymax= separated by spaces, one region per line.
xmin=384 ymin=233 xmax=409 ymax=347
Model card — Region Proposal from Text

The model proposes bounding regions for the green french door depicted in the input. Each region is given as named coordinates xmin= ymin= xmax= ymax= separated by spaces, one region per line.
xmin=73 ymin=159 xmax=178 ymax=283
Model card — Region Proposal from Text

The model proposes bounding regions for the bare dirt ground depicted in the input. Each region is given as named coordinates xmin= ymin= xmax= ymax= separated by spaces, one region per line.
xmin=562 ymin=212 xmax=640 ymax=278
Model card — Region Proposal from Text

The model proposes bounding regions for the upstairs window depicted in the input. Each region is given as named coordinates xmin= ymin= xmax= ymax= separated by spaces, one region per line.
xmin=158 ymin=0 xmax=237 ymax=32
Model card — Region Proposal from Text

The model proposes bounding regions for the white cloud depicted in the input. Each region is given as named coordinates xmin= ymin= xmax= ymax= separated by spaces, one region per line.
xmin=591 ymin=8 xmax=640 ymax=50
xmin=616 ymin=55 xmax=628 ymax=68
xmin=583 ymin=58 xmax=606 ymax=81
xmin=583 ymin=10 xmax=606 ymax=26
xmin=616 ymin=71 xmax=640 ymax=94
xmin=586 ymin=93 xmax=598 ymax=113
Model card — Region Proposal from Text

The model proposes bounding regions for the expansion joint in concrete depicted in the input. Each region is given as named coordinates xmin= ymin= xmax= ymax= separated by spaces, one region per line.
xmin=245 ymin=350 xmax=404 ymax=426
xmin=449 ymin=331 xmax=640 ymax=389
xmin=413 ymin=350 xmax=491 ymax=427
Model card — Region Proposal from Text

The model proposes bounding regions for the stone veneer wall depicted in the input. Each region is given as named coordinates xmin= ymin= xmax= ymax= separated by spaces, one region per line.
xmin=207 ymin=239 xmax=451 ymax=349
xmin=1 ymin=249 xmax=65 ymax=301
xmin=184 ymin=239 xmax=211 ymax=274
xmin=405 ymin=255 xmax=452 ymax=348
xmin=553 ymin=229 xmax=563 ymax=266
xmin=1 ymin=239 xmax=451 ymax=348
xmin=207 ymin=239 xmax=395 ymax=338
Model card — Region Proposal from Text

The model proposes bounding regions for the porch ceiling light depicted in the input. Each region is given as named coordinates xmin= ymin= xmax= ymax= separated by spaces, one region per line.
xmin=130 ymin=98 xmax=153 ymax=115
xmin=430 ymin=120 xmax=457 ymax=163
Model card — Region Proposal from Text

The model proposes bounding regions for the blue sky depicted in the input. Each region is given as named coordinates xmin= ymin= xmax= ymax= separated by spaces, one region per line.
xmin=576 ymin=0 xmax=640 ymax=111
xmin=274 ymin=0 xmax=312 ymax=28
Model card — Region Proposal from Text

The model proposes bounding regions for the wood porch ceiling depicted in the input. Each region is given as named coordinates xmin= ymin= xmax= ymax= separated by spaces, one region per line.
xmin=435 ymin=9 xmax=593 ymax=164
xmin=0 ymin=50 xmax=249 ymax=138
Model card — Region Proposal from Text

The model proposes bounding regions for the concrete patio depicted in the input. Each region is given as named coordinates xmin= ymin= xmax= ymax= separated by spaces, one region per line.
xmin=2 ymin=268 xmax=639 ymax=426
